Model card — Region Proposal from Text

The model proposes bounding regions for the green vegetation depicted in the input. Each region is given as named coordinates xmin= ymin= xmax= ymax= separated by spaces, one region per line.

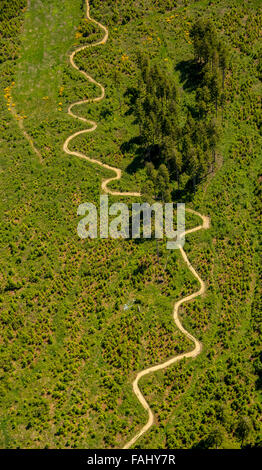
xmin=125 ymin=20 xmax=225 ymax=193
xmin=0 ymin=0 xmax=261 ymax=450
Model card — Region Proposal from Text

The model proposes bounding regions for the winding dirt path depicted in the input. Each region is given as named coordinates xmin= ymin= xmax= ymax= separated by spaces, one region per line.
xmin=124 ymin=208 xmax=209 ymax=449
xmin=63 ymin=0 xmax=210 ymax=449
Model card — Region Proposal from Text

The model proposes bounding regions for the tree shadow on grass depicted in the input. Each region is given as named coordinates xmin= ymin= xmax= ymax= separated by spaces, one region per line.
xmin=175 ymin=59 xmax=203 ymax=92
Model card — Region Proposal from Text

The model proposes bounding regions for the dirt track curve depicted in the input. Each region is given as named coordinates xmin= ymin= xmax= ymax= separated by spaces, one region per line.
xmin=63 ymin=0 xmax=210 ymax=449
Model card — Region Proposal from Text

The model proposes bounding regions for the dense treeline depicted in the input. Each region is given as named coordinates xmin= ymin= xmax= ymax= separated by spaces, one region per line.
xmin=125 ymin=19 xmax=228 ymax=195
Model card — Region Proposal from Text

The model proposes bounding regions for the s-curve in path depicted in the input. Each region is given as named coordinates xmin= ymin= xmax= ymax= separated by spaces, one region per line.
xmin=63 ymin=0 xmax=210 ymax=450
xmin=123 ymin=208 xmax=209 ymax=449
xmin=63 ymin=0 xmax=140 ymax=197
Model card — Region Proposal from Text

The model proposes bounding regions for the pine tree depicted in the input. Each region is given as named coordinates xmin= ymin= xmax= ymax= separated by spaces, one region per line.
xmin=141 ymin=180 xmax=155 ymax=205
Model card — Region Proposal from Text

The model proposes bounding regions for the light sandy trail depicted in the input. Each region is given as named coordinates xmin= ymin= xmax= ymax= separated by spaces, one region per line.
xmin=63 ymin=0 xmax=210 ymax=449
xmin=63 ymin=0 xmax=140 ymax=197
